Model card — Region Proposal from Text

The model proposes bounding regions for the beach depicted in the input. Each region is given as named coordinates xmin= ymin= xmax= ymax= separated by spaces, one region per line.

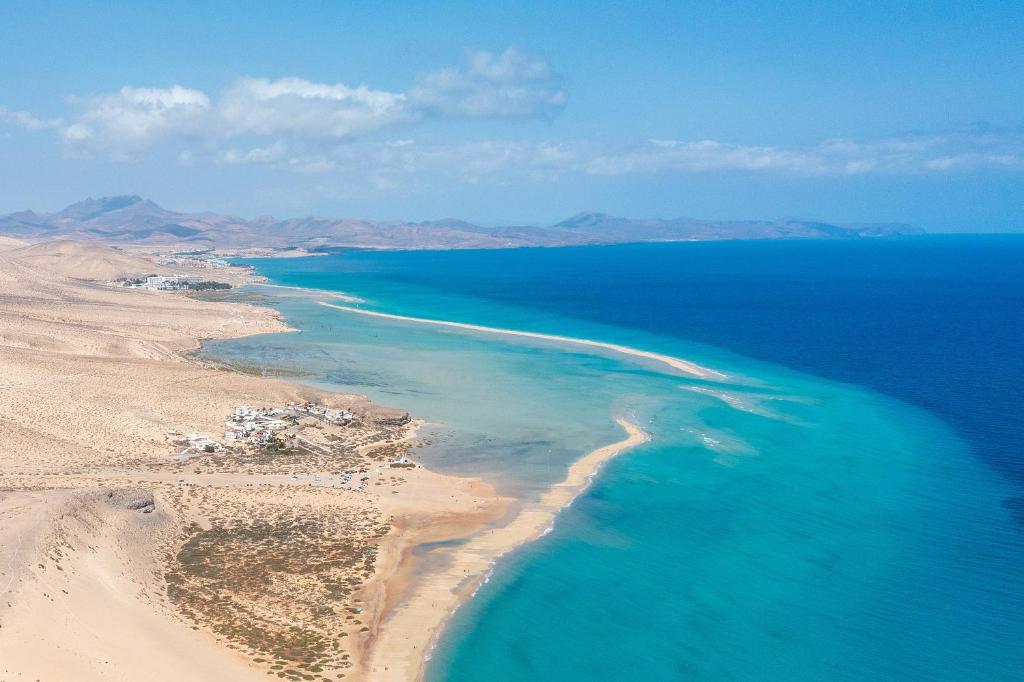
xmin=318 ymin=302 xmax=724 ymax=380
xmin=363 ymin=418 xmax=649 ymax=681
xmin=0 ymin=239 xmax=654 ymax=681
xmin=5 ymin=8 xmax=1023 ymax=678
xmin=0 ymin=239 xmax=500 ymax=680
xmin=2 ymin=233 xmax=1023 ymax=682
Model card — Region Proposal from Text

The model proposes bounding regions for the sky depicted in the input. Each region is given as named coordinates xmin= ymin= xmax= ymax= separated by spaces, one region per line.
xmin=1 ymin=0 xmax=1022 ymax=231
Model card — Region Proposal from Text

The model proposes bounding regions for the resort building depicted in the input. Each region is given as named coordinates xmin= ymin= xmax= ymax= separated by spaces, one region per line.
xmin=124 ymin=275 xmax=203 ymax=291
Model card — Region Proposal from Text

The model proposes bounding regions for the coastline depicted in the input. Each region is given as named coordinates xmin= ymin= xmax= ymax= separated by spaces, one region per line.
xmin=249 ymin=281 xmax=365 ymax=302
xmin=0 ymin=239 xmax=656 ymax=681
xmin=318 ymin=301 xmax=725 ymax=380
xmin=1 ymin=231 xmax=1019 ymax=680
xmin=0 ymin=241 xmax=506 ymax=681
xmin=362 ymin=418 xmax=650 ymax=681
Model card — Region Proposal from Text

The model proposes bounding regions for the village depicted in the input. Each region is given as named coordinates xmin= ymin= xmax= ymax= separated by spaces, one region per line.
xmin=154 ymin=253 xmax=231 ymax=268
xmin=110 ymin=250 xmax=256 ymax=291
xmin=167 ymin=402 xmax=415 ymax=490
xmin=120 ymin=274 xmax=232 ymax=291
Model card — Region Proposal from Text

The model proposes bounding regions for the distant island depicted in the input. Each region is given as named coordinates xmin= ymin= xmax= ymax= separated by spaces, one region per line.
xmin=0 ymin=195 xmax=923 ymax=252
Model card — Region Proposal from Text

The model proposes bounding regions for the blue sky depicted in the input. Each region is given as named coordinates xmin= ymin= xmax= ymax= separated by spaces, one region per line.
xmin=1 ymin=1 xmax=1022 ymax=230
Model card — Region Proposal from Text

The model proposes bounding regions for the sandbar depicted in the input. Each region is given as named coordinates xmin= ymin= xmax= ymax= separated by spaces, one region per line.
xmin=319 ymin=301 xmax=724 ymax=379
xmin=361 ymin=418 xmax=650 ymax=681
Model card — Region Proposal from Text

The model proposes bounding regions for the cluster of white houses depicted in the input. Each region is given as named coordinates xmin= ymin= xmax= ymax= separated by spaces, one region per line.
xmin=125 ymin=275 xmax=203 ymax=291
xmin=224 ymin=405 xmax=292 ymax=445
xmin=222 ymin=403 xmax=356 ymax=445
xmin=174 ymin=402 xmax=364 ymax=457
xmin=156 ymin=255 xmax=230 ymax=268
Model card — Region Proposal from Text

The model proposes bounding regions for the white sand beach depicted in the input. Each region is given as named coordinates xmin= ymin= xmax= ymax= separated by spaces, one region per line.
xmin=0 ymin=240 xmax=653 ymax=681
xmin=319 ymin=301 xmax=725 ymax=379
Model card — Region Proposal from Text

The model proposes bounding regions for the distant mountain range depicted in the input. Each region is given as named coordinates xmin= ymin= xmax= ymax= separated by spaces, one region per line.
xmin=0 ymin=196 xmax=924 ymax=251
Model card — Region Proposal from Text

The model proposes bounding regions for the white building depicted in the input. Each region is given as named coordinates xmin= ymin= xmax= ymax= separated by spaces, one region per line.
xmin=133 ymin=275 xmax=202 ymax=291
xmin=185 ymin=433 xmax=222 ymax=451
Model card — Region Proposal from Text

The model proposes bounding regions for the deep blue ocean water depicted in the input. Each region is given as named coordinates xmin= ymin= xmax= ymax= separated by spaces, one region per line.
xmin=213 ymin=236 xmax=1024 ymax=680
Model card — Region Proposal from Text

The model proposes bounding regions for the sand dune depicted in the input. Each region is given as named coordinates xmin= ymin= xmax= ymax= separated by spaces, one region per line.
xmin=0 ymin=235 xmax=28 ymax=251
xmin=1 ymin=241 xmax=664 ymax=681
xmin=0 ymin=490 xmax=263 ymax=681
xmin=0 ymin=241 xmax=509 ymax=681
xmin=5 ymin=239 xmax=172 ymax=280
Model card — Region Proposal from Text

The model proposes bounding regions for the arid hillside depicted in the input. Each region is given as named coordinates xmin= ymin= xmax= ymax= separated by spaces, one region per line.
xmin=0 ymin=195 xmax=924 ymax=252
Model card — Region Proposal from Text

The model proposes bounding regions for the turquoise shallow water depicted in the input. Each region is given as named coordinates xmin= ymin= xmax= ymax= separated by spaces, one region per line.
xmin=203 ymin=242 xmax=1023 ymax=680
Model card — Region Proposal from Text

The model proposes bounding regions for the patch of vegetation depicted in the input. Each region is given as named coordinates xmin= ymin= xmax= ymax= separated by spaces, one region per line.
xmin=166 ymin=511 xmax=388 ymax=678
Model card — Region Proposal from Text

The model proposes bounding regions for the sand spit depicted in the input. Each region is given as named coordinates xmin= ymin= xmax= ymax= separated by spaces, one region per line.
xmin=251 ymin=282 xmax=365 ymax=303
xmin=318 ymin=302 xmax=724 ymax=380
xmin=360 ymin=418 xmax=650 ymax=682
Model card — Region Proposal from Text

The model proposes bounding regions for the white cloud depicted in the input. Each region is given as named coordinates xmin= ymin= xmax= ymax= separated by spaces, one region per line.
xmin=3 ymin=51 xmax=1022 ymax=189
xmin=409 ymin=48 xmax=566 ymax=119
xmin=581 ymin=129 xmax=1024 ymax=176
xmin=60 ymin=123 xmax=93 ymax=142
xmin=220 ymin=140 xmax=291 ymax=165
xmin=584 ymin=139 xmax=823 ymax=175
xmin=0 ymin=106 xmax=61 ymax=130
xmin=218 ymin=77 xmax=412 ymax=140
xmin=60 ymin=85 xmax=210 ymax=155
xmin=173 ymin=125 xmax=1024 ymax=198
xmin=19 ymin=48 xmax=565 ymax=157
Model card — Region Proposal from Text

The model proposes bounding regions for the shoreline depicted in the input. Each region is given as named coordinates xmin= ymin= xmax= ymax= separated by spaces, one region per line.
xmin=318 ymin=301 xmax=725 ymax=380
xmin=0 ymin=242 xmax=504 ymax=681
xmin=248 ymin=282 xmax=365 ymax=303
xmin=2 ymin=240 xmax=652 ymax=681
xmin=362 ymin=417 xmax=650 ymax=681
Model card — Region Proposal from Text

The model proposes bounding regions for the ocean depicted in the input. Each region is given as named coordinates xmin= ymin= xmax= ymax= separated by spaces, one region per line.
xmin=203 ymin=236 xmax=1024 ymax=680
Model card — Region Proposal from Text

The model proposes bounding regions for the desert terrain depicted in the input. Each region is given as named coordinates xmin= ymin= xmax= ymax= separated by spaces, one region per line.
xmin=0 ymin=238 xmax=508 ymax=681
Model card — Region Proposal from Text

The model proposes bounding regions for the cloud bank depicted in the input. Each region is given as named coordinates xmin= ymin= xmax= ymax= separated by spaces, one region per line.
xmin=215 ymin=127 xmax=1024 ymax=181
xmin=19 ymin=48 xmax=564 ymax=157
xmin=2 ymin=47 xmax=1023 ymax=191
xmin=60 ymin=85 xmax=211 ymax=154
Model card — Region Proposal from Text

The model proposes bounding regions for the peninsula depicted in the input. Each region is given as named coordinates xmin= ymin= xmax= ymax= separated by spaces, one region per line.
xmin=0 ymin=238 xmax=650 ymax=681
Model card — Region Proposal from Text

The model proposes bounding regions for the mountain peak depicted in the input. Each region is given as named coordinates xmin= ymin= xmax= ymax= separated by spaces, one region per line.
xmin=414 ymin=218 xmax=482 ymax=231
xmin=56 ymin=195 xmax=148 ymax=221
xmin=554 ymin=211 xmax=616 ymax=229
xmin=0 ymin=197 xmax=923 ymax=248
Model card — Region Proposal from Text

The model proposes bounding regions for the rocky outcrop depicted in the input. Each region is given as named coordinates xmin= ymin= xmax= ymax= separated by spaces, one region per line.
xmin=105 ymin=488 xmax=156 ymax=513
